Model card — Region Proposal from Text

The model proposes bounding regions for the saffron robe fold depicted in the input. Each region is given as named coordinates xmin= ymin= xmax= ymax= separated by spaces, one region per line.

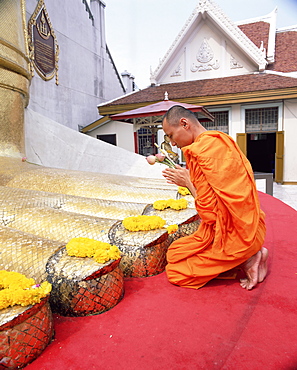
xmin=166 ymin=131 xmax=266 ymax=289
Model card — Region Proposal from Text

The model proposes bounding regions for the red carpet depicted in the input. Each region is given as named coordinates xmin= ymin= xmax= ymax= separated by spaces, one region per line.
xmin=25 ymin=192 xmax=297 ymax=370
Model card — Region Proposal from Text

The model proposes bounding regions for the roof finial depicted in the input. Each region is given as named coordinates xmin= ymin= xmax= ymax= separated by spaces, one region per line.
xmin=164 ymin=91 xmax=169 ymax=100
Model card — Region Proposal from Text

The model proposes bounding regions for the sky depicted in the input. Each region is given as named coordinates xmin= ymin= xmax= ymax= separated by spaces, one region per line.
xmin=104 ymin=0 xmax=297 ymax=89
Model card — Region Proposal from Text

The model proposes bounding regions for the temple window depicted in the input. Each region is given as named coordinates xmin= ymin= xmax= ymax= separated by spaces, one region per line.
xmin=245 ymin=107 xmax=278 ymax=132
xmin=204 ymin=110 xmax=229 ymax=133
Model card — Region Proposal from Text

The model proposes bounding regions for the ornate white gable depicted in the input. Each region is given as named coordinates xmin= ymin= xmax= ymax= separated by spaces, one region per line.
xmin=150 ymin=0 xmax=268 ymax=85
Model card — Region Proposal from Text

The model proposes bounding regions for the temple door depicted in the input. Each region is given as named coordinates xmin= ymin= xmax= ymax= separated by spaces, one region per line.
xmin=275 ymin=131 xmax=284 ymax=183
xmin=236 ymin=133 xmax=247 ymax=156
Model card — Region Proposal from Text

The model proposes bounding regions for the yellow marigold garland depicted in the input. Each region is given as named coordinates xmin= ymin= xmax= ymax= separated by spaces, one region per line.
xmin=167 ymin=224 xmax=178 ymax=234
xmin=153 ymin=198 xmax=188 ymax=211
xmin=122 ymin=215 xmax=178 ymax=235
xmin=94 ymin=244 xmax=121 ymax=264
xmin=152 ymin=199 xmax=169 ymax=211
xmin=178 ymin=186 xmax=191 ymax=196
xmin=0 ymin=270 xmax=52 ymax=311
xmin=168 ymin=198 xmax=188 ymax=210
xmin=122 ymin=215 xmax=166 ymax=231
xmin=66 ymin=237 xmax=121 ymax=264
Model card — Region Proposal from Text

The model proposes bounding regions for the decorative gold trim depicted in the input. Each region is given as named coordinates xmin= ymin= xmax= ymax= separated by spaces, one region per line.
xmin=27 ymin=0 xmax=59 ymax=85
xmin=21 ymin=0 xmax=30 ymax=59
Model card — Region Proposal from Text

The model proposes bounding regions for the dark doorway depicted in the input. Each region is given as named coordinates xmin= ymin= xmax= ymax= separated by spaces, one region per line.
xmin=247 ymin=132 xmax=276 ymax=176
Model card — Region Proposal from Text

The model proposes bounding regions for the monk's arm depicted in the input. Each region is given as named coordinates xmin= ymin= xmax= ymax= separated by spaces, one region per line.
xmin=162 ymin=165 xmax=196 ymax=197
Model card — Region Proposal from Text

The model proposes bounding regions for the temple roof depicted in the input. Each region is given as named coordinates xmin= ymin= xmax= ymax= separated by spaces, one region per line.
xmin=95 ymin=1 xmax=297 ymax=120
xmin=98 ymin=73 xmax=297 ymax=115
xmin=267 ymin=30 xmax=297 ymax=73
xmin=238 ymin=22 xmax=270 ymax=52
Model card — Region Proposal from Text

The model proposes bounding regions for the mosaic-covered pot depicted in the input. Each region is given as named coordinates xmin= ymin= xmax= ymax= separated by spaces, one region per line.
xmin=0 ymin=296 xmax=53 ymax=369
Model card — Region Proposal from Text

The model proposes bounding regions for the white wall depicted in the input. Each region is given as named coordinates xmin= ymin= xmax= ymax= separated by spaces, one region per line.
xmin=87 ymin=120 xmax=135 ymax=152
xmin=26 ymin=0 xmax=125 ymax=132
xmin=25 ymin=108 xmax=164 ymax=178
xmin=229 ymin=104 xmax=243 ymax=140
xmin=158 ymin=19 xmax=257 ymax=85
xmin=283 ymin=99 xmax=297 ymax=182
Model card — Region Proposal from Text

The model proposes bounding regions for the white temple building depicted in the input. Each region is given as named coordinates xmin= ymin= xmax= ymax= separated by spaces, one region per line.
xmin=83 ymin=0 xmax=297 ymax=184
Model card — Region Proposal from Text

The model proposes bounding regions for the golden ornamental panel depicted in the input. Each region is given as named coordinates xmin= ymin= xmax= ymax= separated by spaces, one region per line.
xmin=28 ymin=0 xmax=59 ymax=84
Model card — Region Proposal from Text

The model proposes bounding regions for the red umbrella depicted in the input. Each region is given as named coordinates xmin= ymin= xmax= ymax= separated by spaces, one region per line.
xmin=110 ymin=98 xmax=214 ymax=122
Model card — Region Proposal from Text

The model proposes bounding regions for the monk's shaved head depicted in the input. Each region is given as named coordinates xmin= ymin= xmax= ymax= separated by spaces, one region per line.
xmin=162 ymin=105 xmax=198 ymax=126
xmin=162 ymin=105 xmax=206 ymax=149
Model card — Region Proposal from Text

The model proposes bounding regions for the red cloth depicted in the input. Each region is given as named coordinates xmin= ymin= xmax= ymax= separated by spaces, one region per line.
xmin=166 ymin=131 xmax=266 ymax=289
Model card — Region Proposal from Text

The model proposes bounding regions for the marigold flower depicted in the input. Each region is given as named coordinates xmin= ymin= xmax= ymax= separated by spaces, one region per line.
xmin=108 ymin=245 xmax=122 ymax=260
xmin=122 ymin=215 xmax=166 ymax=231
xmin=66 ymin=237 xmax=96 ymax=257
xmin=167 ymin=198 xmax=188 ymax=210
xmin=178 ymin=186 xmax=191 ymax=196
xmin=66 ymin=238 xmax=121 ymax=264
xmin=153 ymin=199 xmax=169 ymax=210
xmin=0 ymin=270 xmax=52 ymax=310
xmin=93 ymin=249 xmax=109 ymax=264
xmin=0 ymin=270 xmax=34 ymax=290
xmin=167 ymin=224 xmax=179 ymax=234
xmin=153 ymin=198 xmax=188 ymax=211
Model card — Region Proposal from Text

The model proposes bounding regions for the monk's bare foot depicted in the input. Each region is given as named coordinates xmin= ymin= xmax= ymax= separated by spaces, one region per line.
xmin=258 ymin=247 xmax=268 ymax=283
xmin=240 ymin=251 xmax=262 ymax=290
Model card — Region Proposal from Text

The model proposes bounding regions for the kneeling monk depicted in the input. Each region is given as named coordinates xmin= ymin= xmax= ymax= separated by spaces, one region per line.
xmin=162 ymin=106 xmax=268 ymax=290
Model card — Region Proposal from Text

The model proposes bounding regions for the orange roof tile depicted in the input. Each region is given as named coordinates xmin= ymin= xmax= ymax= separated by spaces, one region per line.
xmin=238 ymin=21 xmax=270 ymax=51
xmin=267 ymin=31 xmax=297 ymax=73
xmin=102 ymin=74 xmax=297 ymax=108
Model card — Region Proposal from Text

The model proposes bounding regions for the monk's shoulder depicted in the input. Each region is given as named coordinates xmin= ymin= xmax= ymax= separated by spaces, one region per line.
xmin=191 ymin=131 xmax=231 ymax=156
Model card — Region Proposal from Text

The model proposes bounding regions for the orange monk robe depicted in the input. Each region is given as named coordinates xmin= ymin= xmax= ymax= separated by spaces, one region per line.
xmin=166 ymin=131 xmax=266 ymax=289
